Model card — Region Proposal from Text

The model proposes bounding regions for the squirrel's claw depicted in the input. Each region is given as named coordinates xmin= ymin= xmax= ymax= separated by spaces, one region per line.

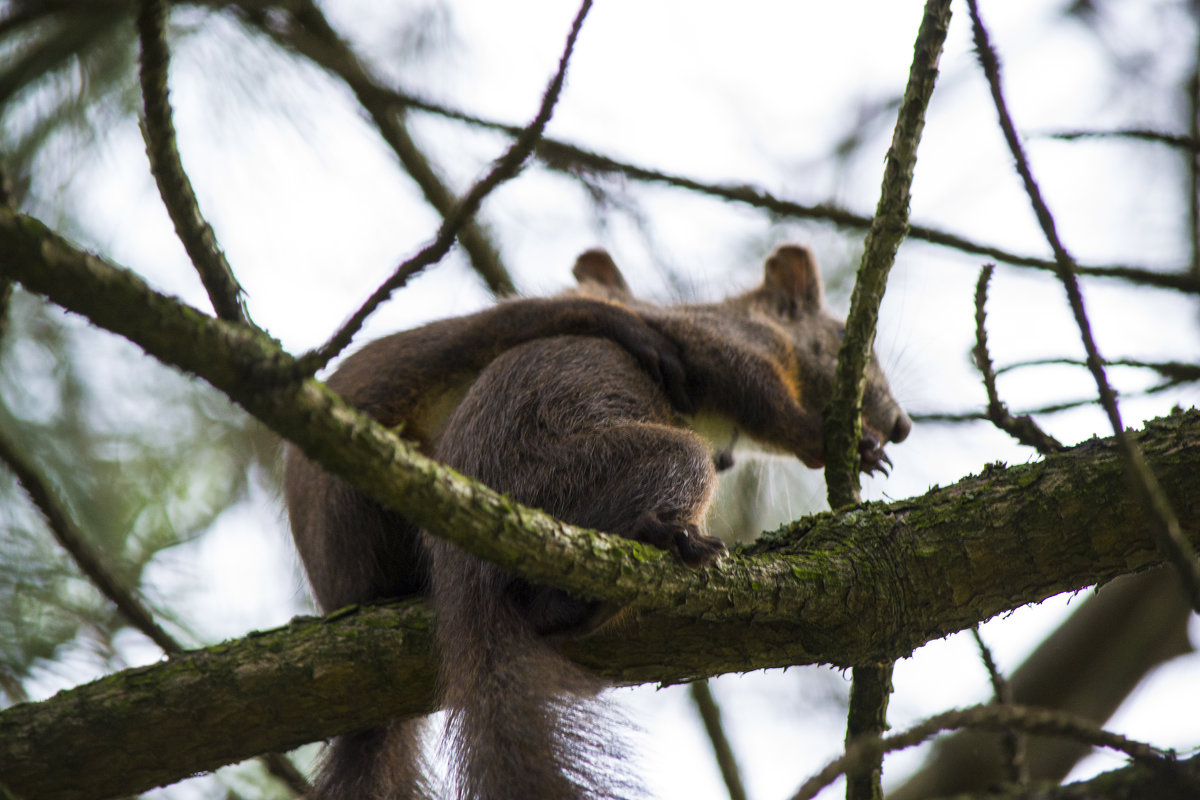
xmin=858 ymin=434 xmax=893 ymax=476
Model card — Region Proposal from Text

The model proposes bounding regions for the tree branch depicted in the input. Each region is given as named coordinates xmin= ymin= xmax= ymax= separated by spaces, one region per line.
xmin=136 ymin=0 xmax=249 ymax=324
xmin=1 ymin=409 xmax=1197 ymax=800
xmin=828 ymin=3 xmax=952 ymax=797
xmin=316 ymin=72 xmax=1199 ymax=294
xmin=294 ymin=0 xmax=594 ymax=374
xmin=689 ymin=680 xmax=748 ymax=800
xmin=892 ymin=567 xmax=1194 ymax=797
xmin=790 ymin=704 xmax=1186 ymax=800
xmin=968 ymin=0 xmax=1200 ymax=611
xmin=245 ymin=1 xmax=517 ymax=297
xmin=973 ymin=263 xmax=1063 ymax=455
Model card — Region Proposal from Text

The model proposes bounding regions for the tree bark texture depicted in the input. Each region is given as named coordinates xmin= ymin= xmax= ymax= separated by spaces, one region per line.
xmin=0 ymin=410 xmax=1197 ymax=800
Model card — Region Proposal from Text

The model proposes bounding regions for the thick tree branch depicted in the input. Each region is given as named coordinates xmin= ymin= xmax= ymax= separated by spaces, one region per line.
xmin=1 ymin=409 xmax=1198 ymax=799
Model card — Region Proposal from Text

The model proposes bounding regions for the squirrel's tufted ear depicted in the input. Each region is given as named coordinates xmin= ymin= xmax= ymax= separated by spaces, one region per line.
xmin=759 ymin=244 xmax=825 ymax=317
xmin=572 ymin=249 xmax=632 ymax=298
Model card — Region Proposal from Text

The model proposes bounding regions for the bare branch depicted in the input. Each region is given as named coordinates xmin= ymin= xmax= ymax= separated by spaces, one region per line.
xmin=825 ymin=3 xmax=953 ymax=798
xmin=973 ymin=263 xmax=1063 ymax=455
xmin=994 ymin=357 xmax=1200 ymax=383
xmin=689 ymin=681 xmax=748 ymax=800
xmin=136 ymin=0 xmax=249 ymax=324
xmin=347 ymin=81 xmax=1199 ymax=294
xmin=790 ymin=704 xmax=1183 ymax=800
xmin=1040 ymin=128 xmax=1200 ymax=152
xmin=245 ymin=1 xmax=516 ymax=298
xmin=967 ymin=0 xmax=1200 ymax=612
xmin=971 ymin=626 xmax=1026 ymax=786
xmin=294 ymin=0 xmax=594 ymax=375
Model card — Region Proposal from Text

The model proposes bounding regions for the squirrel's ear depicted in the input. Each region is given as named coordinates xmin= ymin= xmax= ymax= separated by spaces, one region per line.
xmin=760 ymin=244 xmax=825 ymax=317
xmin=573 ymin=249 xmax=632 ymax=297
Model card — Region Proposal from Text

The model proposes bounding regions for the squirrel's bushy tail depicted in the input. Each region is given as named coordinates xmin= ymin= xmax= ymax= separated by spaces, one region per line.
xmin=430 ymin=539 xmax=641 ymax=800
xmin=312 ymin=721 xmax=435 ymax=800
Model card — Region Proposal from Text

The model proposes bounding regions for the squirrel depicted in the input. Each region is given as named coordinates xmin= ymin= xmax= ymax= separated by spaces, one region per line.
xmin=284 ymin=244 xmax=911 ymax=799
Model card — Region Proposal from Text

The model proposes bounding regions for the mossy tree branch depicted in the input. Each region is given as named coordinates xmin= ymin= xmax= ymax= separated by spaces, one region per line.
xmin=1 ymin=408 xmax=1198 ymax=799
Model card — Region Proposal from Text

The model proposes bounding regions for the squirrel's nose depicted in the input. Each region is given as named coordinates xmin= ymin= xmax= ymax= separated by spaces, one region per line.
xmin=889 ymin=411 xmax=912 ymax=444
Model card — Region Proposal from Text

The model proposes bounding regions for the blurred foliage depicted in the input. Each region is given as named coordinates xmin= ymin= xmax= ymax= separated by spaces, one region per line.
xmin=0 ymin=285 xmax=279 ymax=704
xmin=0 ymin=1 xmax=139 ymax=206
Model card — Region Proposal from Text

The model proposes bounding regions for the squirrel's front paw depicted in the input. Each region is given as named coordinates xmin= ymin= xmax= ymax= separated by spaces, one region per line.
xmin=628 ymin=511 xmax=726 ymax=568
xmin=858 ymin=433 xmax=893 ymax=476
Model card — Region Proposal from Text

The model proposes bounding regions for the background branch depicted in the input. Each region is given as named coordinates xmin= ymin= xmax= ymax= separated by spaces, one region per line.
xmin=292 ymin=0 xmax=593 ymax=374
xmin=322 ymin=76 xmax=1199 ymax=293
xmin=689 ymin=681 xmax=748 ymax=800
xmin=791 ymin=704 xmax=1184 ymax=800
xmin=892 ymin=568 xmax=1194 ymax=798
xmin=245 ymin=1 xmax=516 ymax=297
xmin=968 ymin=0 xmax=1200 ymax=611
xmin=0 ymin=425 xmax=310 ymax=796
xmin=136 ymin=0 xmax=249 ymax=324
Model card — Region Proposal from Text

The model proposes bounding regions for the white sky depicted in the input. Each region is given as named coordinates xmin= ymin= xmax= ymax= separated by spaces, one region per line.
xmin=13 ymin=0 xmax=1200 ymax=798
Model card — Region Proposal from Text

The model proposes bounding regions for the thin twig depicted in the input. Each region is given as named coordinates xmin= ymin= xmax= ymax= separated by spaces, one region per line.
xmin=973 ymin=263 xmax=1062 ymax=455
xmin=967 ymin=0 xmax=1200 ymax=612
xmin=136 ymin=0 xmax=250 ymax=325
xmin=1039 ymin=128 xmax=1200 ymax=153
xmin=0 ymin=429 xmax=179 ymax=652
xmin=249 ymin=1 xmax=515 ymax=297
xmin=688 ymin=680 xmax=748 ymax=800
xmin=995 ymin=357 xmax=1200 ymax=383
xmin=1189 ymin=26 xmax=1200 ymax=282
xmin=827 ymin=4 xmax=953 ymax=800
xmin=789 ymin=703 xmax=1177 ymax=800
xmin=912 ymin=383 xmax=1186 ymax=423
xmin=970 ymin=626 xmax=1026 ymax=786
xmin=295 ymin=0 xmax=594 ymax=375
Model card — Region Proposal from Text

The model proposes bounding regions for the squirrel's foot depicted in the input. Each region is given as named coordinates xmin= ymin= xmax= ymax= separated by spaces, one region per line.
xmin=628 ymin=511 xmax=726 ymax=568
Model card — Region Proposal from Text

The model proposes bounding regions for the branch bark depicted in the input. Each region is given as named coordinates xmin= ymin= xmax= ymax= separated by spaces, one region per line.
xmin=1 ymin=409 xmax=1198 ymax=799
